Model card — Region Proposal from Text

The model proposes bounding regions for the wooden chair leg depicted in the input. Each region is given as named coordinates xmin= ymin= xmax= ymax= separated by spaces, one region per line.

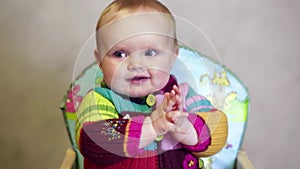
xmin=60 ymin=148 xmax=76 ymax=169
xmin=236 ymin=150 xmax=254 ymax=169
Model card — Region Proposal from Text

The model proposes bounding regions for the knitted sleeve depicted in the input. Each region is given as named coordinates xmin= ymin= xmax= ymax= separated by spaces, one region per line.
xmin=179 ymin=83 xmax=228 ymax=157
xmin=75 ymin=91 xmax=145 ymax=165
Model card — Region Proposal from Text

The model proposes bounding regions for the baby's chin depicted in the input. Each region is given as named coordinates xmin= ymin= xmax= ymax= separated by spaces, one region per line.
xmin=127 ymin=88 xmax=160 ymax=98
xmin=112 ymin=84 xmax=163 ymax=98
xmin=127 ymin=91 xmax=151 ymax=98
xmin=111 ymin=87 xmax=149 ymax=98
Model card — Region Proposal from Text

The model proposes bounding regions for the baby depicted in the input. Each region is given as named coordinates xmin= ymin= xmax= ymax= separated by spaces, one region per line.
xmin=76 ymin=0 xmax=228 ymax=168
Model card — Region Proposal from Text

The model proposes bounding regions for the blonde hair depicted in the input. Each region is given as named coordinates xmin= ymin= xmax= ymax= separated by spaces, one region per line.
xmin=96 ymin=0 xmax=176 ymax=31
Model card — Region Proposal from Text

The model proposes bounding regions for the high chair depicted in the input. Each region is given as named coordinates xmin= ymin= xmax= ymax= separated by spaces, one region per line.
xmin=60 ymin=46 xmax=253 ymax=169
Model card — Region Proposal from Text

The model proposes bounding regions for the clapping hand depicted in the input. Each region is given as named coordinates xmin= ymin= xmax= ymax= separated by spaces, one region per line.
xmin=151 ymin=85 xmax=188 ymax=136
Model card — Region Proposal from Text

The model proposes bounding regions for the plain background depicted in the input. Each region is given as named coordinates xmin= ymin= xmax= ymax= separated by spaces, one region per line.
xmin=1 ymin=0 xmax=299 ymax=168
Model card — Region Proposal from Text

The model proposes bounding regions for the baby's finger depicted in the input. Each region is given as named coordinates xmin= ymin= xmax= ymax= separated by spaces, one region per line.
xmin=174 ymin=111 xmax=189 ymax=118
xmin=172 ymin=85 xmax=182 ymax=95
xmin=172 ymin=85 xmax=183 ymax=110
xmin=166 ymin=111 xmax=188 ymax=123
xmin=163 ymin=93 xmax=177 ymax=112
xmin=175 ymin=94 xmax=183 ymax=110
xmin=170 ymin=125 xmax=187 ymax=134
xmin=164 ymin=92 xmax=170 ymax=100
xmin=169 ymin=89 xmax=177 ymax=102
xmin=162 ymin=93 xmax=171 ymax=108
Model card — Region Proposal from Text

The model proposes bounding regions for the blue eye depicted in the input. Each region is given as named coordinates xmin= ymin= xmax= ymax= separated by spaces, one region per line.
xmin=145 ymin=49 xmax=158 ymax=56
xmin=113 ymin=50 xmax=127 ymax=58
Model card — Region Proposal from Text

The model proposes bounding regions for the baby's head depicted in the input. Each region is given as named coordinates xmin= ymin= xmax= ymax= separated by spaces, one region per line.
xmin=94 ymin=0 xmax=178 ymax=98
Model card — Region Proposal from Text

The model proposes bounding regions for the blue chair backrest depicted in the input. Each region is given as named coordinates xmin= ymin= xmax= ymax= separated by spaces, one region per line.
xmin=60 ymin=46 xmax=249 ymax=169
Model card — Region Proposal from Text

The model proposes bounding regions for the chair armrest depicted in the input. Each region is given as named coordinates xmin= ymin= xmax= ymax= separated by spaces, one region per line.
xmin=60 ymin=148 xmax=76 ymax=169
xmin=236 ymin=150 xmax=254 ymax=169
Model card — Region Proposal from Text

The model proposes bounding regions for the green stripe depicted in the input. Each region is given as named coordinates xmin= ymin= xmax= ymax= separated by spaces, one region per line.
xmin=186 ymin=99 xmax=212 ymax=112
xmin=66 ymin=112 xmax=77 ymax=120
xmin=78 ymin=112 xmax=117 ymax=124
xmin=78 ymin=104 xmax=117 ymax=120
xmin=94 ymin=87 xmax=152 ymax=113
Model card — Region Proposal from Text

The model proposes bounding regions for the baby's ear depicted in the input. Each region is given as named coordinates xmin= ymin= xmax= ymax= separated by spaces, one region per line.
xmin=172 ymin=45 xmax=179 ymax=62
xmin=94 ymin=49 xmax=101 ymax=65
xmin=175 ymin=45 xmax=179 ymax=57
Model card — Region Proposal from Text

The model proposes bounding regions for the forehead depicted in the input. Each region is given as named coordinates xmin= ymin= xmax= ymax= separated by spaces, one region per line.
xmin=113 ymin=34 xmax=175 ymax=49
xmin=96 ymin=12 xmax=176 ymax=56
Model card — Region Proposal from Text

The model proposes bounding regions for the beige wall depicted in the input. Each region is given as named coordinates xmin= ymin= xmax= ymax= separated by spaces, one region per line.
xmin=1 ymin=0 xmax=299 ymax=168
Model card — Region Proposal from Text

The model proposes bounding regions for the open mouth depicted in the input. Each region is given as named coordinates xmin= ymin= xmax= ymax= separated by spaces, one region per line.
xmin=128 ymin=76 xmax=150 ymax=84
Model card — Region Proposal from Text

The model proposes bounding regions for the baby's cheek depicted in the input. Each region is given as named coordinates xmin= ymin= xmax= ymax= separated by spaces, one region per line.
xmin=154 ymin=74 xmax=170 ymax=88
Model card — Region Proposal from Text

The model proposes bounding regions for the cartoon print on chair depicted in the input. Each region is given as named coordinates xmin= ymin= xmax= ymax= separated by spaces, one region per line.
xmin=172 ymin=47 xmax=249 ymax=168
xmin=197 ymin=69 xmax=249 ymax=168
xmin=204 ymin=157 xmax=214 ymax=169
xmin=200 ymin=70 xmax=231 ymax=110
xmin=65 ymin=85 xmax=83 ymax=113
xmin=199 ymin=69 xmax=248 ymax=122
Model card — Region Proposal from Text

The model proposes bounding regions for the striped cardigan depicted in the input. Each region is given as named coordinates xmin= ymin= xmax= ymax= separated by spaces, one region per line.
xmin=75 ymin=75 xmax=228 ymax=169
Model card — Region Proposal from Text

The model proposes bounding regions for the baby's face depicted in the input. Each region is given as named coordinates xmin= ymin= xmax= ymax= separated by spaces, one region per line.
xmin=99 ymin=34 xmax=178 ymax=98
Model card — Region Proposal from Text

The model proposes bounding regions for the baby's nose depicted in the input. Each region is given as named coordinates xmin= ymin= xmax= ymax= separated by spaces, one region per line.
xmin=127 ymin=60 xmax=145 ymax=71
xmin=127 ymin=55 xmax=146 ymax=71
